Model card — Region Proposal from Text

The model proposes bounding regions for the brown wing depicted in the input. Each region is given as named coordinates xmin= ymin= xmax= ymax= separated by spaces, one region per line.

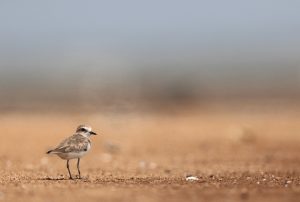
xmin=52 ymin=134 xmax=90 ymax=153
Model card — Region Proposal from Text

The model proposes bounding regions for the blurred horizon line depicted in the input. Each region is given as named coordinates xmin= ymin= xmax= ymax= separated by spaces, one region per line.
xmin=0 ymin=95 xmax=299 ymax=114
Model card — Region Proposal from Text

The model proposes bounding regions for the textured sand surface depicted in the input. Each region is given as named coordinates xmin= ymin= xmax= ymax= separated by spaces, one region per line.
xmin=0 ymin=106 xmax=300 ymax=201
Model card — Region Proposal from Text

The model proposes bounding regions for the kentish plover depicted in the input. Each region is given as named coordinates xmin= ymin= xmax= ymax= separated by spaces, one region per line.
xmin=47 ymin=125 xmax=97 ymax=179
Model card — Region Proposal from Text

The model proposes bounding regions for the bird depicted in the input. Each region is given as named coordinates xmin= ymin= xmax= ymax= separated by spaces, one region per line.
xmin=47 ymin=125 xmax=97 ymax=179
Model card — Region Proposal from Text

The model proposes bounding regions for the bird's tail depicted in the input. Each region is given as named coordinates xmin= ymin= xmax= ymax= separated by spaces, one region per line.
xmin=46 ymin=150 xmax=53 ymax=154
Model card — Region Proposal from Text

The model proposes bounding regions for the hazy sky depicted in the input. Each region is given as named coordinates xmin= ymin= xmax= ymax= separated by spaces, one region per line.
xmin=0 ymin=0 xmax=299 ymax=104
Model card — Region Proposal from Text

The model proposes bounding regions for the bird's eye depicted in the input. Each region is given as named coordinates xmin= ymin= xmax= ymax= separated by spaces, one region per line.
xmin=80 ymin=128 xmax=87 ymax=132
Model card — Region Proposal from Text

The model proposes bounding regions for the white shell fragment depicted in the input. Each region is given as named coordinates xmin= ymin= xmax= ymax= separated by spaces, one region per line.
xmin=186 ymin=176 xmax=199 ymax=181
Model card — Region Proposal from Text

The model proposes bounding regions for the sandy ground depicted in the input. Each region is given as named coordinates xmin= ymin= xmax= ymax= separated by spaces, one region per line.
xmin=0 ymin=104 xmax=300 ymax=201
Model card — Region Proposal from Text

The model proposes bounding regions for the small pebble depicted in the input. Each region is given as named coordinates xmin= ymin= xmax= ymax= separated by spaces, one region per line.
xmin=186 ymin=176 xmax=199 ymax=182
xmin=240 ymin=188 xmax=249 ymax=199
xmin=164 ymin=169 xmax=171 ymax=174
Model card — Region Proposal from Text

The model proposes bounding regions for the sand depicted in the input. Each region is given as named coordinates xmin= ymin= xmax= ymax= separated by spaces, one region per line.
xmin=0 ymin=106 xmax=299 ymax=201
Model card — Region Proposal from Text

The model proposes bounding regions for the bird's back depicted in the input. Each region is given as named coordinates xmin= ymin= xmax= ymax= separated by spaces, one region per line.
xmin=48 ymin=134 xmax=91 ymax=154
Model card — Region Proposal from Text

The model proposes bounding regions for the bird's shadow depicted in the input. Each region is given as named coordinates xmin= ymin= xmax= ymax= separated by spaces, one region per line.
xmin=37 ymin=176 xmax=85 ymax=181
xmin=37 ymin=177 xmax=69 ymax=181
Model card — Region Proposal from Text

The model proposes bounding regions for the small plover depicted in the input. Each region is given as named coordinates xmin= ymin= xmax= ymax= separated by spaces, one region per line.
xmin=47 ymin=125 xmax=97 ymax=179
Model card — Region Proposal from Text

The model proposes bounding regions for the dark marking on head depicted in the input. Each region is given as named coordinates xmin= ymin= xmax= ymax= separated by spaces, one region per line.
xmin=78 ymin=127 xmax=88 ymax=133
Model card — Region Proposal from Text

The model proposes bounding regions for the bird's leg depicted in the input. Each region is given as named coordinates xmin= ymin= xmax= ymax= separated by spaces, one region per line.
xmin=77 ymin=158 xmax=81 ymax=179
xmin=67 ymin=160 xmax=73 ymax=179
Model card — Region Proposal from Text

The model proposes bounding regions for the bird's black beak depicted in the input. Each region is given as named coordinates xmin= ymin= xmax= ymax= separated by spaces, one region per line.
xmin=90 ymin=131 xmax=97 ymax=135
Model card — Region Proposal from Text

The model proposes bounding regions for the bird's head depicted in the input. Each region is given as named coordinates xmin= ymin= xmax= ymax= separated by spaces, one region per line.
xmin=76 ymin=125 xmax=97 ymax=137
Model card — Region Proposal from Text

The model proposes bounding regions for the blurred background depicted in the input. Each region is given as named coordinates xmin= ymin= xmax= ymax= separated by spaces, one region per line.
xmin=0 ymin=0 xmax=300 ymax=162
xmin=0 ymin=0 xmax=299 ymax=112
